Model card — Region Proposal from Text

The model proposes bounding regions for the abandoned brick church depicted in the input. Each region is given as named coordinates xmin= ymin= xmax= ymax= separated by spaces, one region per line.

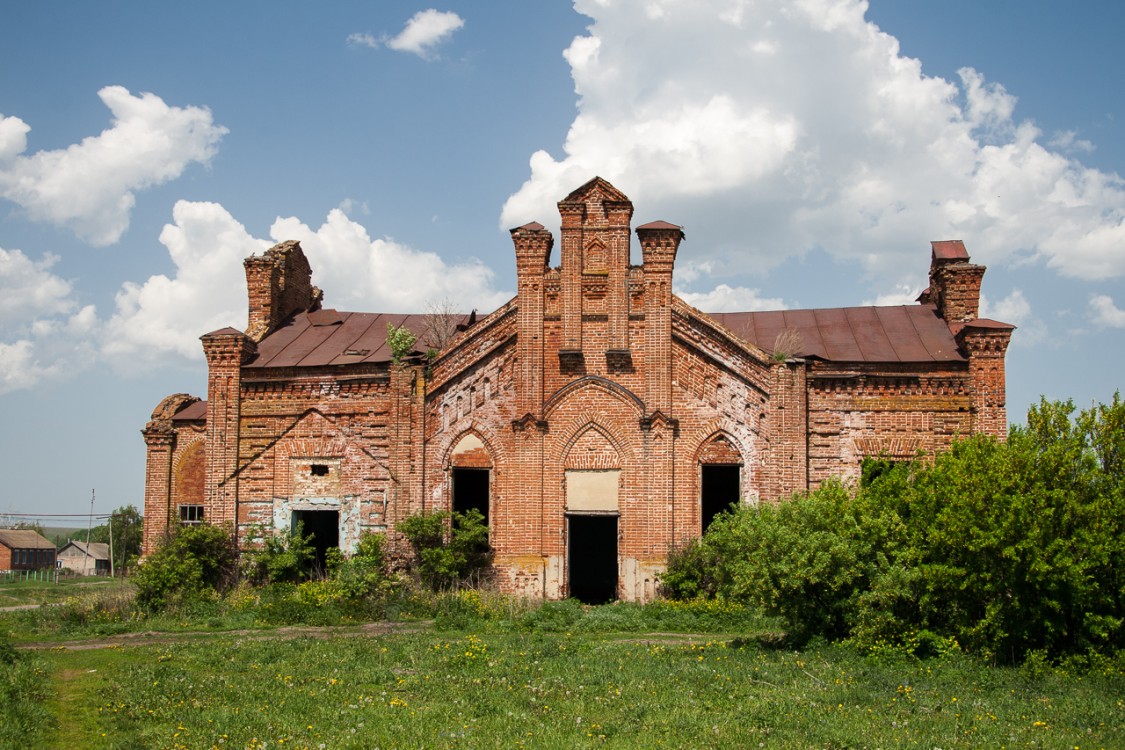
xmin=142 ymin=177 xmax=1014 ymax=602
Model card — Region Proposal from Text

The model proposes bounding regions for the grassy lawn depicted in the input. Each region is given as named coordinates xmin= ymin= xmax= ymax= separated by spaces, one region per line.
xmin=6 ymin=627 xmax=1122 ymax=749
xmin=0 ymin=576 xmax=131 ymax=608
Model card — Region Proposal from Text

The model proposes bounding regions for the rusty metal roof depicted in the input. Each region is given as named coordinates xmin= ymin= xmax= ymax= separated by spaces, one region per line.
xmin=931 ymin=240 xmax=969 ymax=261
xmin=172 ymin=400 xmax=207 ymax=421
xmin=709 ymin=304 xmax=966 ymax=363
xmin=247 ymin=311 xmax=428 ymax=369
xmin=0 ymin=529 xmax=55 ymax=549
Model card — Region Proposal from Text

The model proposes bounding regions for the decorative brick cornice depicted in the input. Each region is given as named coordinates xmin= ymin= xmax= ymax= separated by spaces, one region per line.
xmin=141 ymin=426 xmax=175 ymax=446
xmin=854 ymin=436 xmax=925 ymax=459
xmin=958 ymin=327 xmax=1013 ymax=357
xmin=201 ymin=328 xmax=257 ymax=367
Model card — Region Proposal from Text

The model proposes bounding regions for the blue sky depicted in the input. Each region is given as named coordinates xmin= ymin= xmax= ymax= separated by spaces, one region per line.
xmin=2 ymin=1 xmax=1122 ymax=518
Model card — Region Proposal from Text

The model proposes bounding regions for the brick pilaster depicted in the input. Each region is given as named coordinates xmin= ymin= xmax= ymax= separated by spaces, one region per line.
xmin=201 ymin=328 xmax=255 ymax=530
xmin=511 ymin=222 xmax=553 ymax=418
xmin=141 ymin=428 xmax=174 ymax=554
xmin=767 ymin=360 xmax=808 ymax=499
xmin=558 ymin=202 xmax=584 ymax=352
xmin=959 ymin=325 xmax=1014 ymax=439
xmin=637 ymin=222 xmax=684 ymax=415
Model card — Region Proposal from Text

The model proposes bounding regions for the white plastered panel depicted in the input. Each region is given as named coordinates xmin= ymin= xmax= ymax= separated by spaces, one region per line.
xmin=565 ymin=469 xmax=620 ymax=512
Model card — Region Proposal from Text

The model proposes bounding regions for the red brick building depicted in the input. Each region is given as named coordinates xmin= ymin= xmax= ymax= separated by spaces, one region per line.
xmin=143 ymin=178 xmax=1013 ymax=602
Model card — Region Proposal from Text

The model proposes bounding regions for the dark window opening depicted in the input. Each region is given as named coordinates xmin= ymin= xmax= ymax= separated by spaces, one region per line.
xmin=567 ymin=514 xmax=618 ymax=604
xmin=310 ymin=464 xmax=330 ymax=477
xmin=701 ymin=464 xmax=740 ymax=533
xmin=179 ymin=504 xmax=204 ymax=525
xmin=452 ymin=468 xmax=489 ymax=527
xmin=292 ymin=509 xmax=339 ymax=574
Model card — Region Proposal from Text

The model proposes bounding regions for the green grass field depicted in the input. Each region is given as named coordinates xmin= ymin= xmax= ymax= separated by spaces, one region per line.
xmin=3 ymin=586 xmax=1123 ymax=749
xmin=0 ymin=576 xmax=130 ymax=608
xmin=4 ymin=625 xmax=1122 ymax=749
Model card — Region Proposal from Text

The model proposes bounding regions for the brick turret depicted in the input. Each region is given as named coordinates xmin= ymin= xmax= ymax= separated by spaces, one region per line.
xmin=926 ymin=240 xmax=985 ymax=323
xmin=557 ymin=177 xmax=634 ymax=359
xmin=244 ymin=240 xmax=323 ymax=342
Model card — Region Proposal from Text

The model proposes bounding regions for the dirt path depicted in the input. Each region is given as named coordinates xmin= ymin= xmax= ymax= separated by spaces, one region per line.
xmin=17 ymin=619 xmax=434 ymax=651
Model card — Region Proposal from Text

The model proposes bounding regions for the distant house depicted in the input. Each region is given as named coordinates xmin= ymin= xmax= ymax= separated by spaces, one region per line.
xmin=57 ymin=540 xmax=111 ymax=576
xmin=0 ymin=529 xmax=57 ymax=572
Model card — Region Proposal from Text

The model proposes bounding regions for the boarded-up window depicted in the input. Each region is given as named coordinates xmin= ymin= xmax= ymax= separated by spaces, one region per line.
xmin=565 ymin=469 xmax=620 ymax=513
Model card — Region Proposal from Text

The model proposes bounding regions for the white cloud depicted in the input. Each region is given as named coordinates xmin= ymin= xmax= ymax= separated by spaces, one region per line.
xmin=385 ymin=9 xmax=464 ymax=59
xmin=98 ymin=202 xmax=510 ymax=370
xmin=0 ymin=87 xmax=227 ymax=246
xmin=0 ymin=245 xmax=97 ymax=394
xmin=1089 ymin=294 xmax=1125 ymax=328
xmin=102 ymin=201 xmax=267 ymax=366
xmin=0 ymin=248 xmax=75 ymax=327
xmin=862 ymin=280 xmax=926 ymax=307
xmin=676 ymin=283 xmax=786 ymax=313
xmin=980 ymin=289 xmax=1044 ymax=345
xmin=270 ymin=209 xmax=510 ymax=314
xmin=501 ymin=0 xmax=1125 ymax=286
xmin=981 ymin=289 xmax=1031 ymax=326
xmin=347 ymin=32 xmax=380 ymax=49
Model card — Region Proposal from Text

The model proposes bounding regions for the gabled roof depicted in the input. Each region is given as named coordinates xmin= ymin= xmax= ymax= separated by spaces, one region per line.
xmin=59 ymin=541 xmax=110 ymax=559
xmin=247 ymin=310 xmax=430 ymax=369
xmin=560 ymin=176 xmax=631 ymax=204
xmin=0 ymin=529 xmax=55 ymax=549
xmin=708 ymin=304 xmax=966 ymax=363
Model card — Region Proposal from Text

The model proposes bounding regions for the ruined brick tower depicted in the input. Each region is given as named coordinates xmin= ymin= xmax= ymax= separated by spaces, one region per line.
xmin=143 ymin=177 xmax=1014 ymax=602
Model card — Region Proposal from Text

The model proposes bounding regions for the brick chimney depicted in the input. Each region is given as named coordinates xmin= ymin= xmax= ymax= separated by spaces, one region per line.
xmin=244 ymin=240 xmax=323 ymax=341
xmin=927 ymin=240 xmax=985 ymax=324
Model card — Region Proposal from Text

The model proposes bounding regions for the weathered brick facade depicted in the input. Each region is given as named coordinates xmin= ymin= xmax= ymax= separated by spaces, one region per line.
xmin=143 ymin=178 xmax=1014 ymax=600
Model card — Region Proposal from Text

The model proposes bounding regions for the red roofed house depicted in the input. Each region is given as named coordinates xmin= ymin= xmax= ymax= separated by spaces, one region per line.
xmin=142 ymin=178 xmax=1013 ymax=602
xmin=0 ymin=529 xmax=57 ymax=572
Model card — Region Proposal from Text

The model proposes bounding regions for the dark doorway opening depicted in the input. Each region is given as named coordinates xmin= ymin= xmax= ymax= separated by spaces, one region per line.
xmin=567 ymin=514 xmax=618 ymax=604
xmin=701 ymin=464 xmax=740 ymax=533
xmin=452 ymin=468 xmax=489 ymax=526
xmin=292 ymin=509 xmax=339 ymax=574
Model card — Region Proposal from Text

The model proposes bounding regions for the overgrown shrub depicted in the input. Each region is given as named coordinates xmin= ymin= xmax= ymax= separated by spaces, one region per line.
xmin=330 ymin=531 xmax=400 ymax=599
xmin=664 ymin=395 xmax=1125 ymax=663
xmin=244 ymin=523 xmax=316 ymax=584
xmin=398 ymin=509 xmax=492 ymax=590
xmin=133 ymin=524 xmax=238 ymax=612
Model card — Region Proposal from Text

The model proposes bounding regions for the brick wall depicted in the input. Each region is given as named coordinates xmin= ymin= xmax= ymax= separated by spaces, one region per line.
xmin=143 ymin=179 xmax=1013 ymax=602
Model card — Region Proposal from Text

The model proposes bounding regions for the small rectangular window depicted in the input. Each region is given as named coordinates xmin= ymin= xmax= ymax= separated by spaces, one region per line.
xmin=179 ymin=504 xmax=205 ymax=525
xmin=310 ymin=464 xmax=330 ymax=477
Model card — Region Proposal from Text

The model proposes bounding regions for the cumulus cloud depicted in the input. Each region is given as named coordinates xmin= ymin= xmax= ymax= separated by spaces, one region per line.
xmin=98 ymin=202 xmax=510 ymax=369
xmin=352 ymin=9 xmax=465 ymax=59
xmin=501 ymin=0 xmax=1125 ymax=287
xmin=102 ymin=201 xmax=267 ymax=366
xmin=1089 ymin=294 xmax=1125 ymax=328
xmin=676 ymin=283 xmax=786 ymax=313
xmin=0 ymin=87 xmax=227 ymax=245
xmin=0 ymin=245 xmax=97 ymax=394
xmin=270 ymin=209 xmax=509 ymax=313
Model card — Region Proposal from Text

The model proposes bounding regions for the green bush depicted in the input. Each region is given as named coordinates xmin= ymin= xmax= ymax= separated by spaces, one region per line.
xmin=244 ymin=522 xmax=316 ymax=584
xmin=664 ymin=395 xmax=1125 ymax=663
xmin=398 ymin=509 xmax=492 ymax=590
xmin=133 ymin=524 xmax=238 ymax=612
xmin=330 ymin=531 xmax=400 ymax=599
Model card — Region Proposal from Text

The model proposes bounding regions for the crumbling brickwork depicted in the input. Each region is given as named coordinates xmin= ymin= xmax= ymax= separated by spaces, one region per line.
xmin=143 ymin=178 xmax=1014 ymax=602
